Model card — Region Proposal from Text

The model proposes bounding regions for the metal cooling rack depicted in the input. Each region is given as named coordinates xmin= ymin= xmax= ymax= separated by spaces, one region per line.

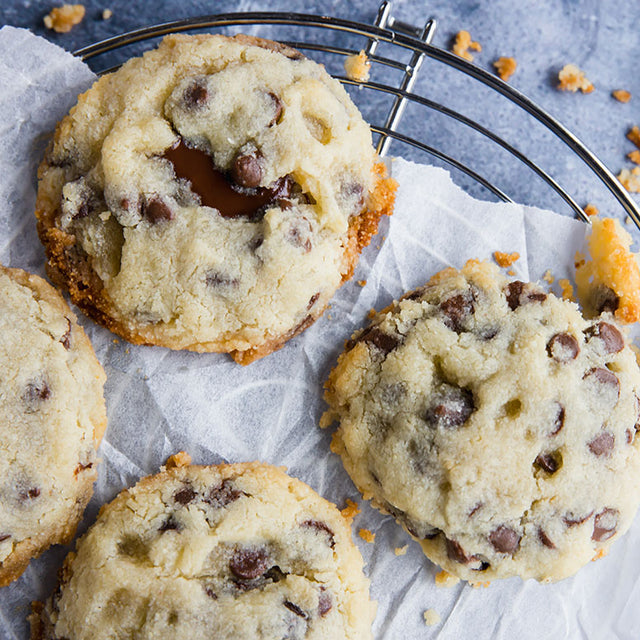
xmin=73 ymin=0 xmax=640 ymax=229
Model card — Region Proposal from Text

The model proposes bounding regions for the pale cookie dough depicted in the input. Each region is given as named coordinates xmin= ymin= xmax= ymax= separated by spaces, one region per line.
xmin=322 ymin=260 xmax=640 ymax=583
xmin=31 ymin=458 xmax=375 ymax=639
xmin=36 ymin=33 xmax=396 ymax=364
xmin=0 ymin=265 xmax=106 ymax=587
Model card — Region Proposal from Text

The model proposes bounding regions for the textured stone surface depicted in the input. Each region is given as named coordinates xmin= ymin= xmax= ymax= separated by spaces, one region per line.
xmin=2 ymin=0 xmax=639 ymax=223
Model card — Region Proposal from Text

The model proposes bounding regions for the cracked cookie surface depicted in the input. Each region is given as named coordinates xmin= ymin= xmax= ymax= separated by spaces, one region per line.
xmin=31 ymin=460 xmax=374 ymax=639
xmin=0 ymin=265 xmax=106 ymax=587
xmin=36 ymin=33 xmax=395 ymax=364
xmin=322 ymin=260 xmax=640 ymax=582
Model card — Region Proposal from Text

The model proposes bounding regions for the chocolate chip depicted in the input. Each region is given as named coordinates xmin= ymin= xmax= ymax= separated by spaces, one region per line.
xmin=468 ymin=503 xmax=483 ymax=517
xmin=23 ymin=379 xmax=51 ymax=411
xmin=301 ymin=520 xmax=335 ymax=548
xmin=60 ymin=318 xmax=71 ymax=350
xmin=231 ymin=153 xmax=263 ymax=189
xmin=174 ymin=486 xmax=196 ymax=505
xmin=384 ymin=502 xmax=440 ymax=539
xmin=204 ymin=586 xmax=217 ymax=600
xmin=534 ymin=451 xmax=562 ymax=474
xmin=489 ymin=526 xmax=521 ymax=554
xmin=591 ymin=284 xmax=619 ymax=315
xmin=352 ymin=326 xmax=400 ymax=355
xmin=318 ymin=589 xmax=332 ymax=616
xmin=440 ymin=292 xmax=474 ymax=333
xmin=205 ymin=271 xmax=239 ymax=288
xmin=538 ymin=528 xmax=556 ymax=549
xmin=287 ymin=217 xmax=312 ymax=252
xmin=268 ymin=92 xmax=283 ymax=126
xmin=284 ymin=601 xmax=308 ymax=619
xmin=583 ymin=367 xmax=620 ymax=397
xmin=425 ymin=385 xmax=474 ymax=429
xmin=505 ymin=281 xmax=547 ymax=310
xmin=592 ymin=508 xmax=618 ymax=542
xmin=0 ymin=534 xmax=10 ymax=543
xmin=183 ymin=80 xmax=209 ymax=108
xmin=229 ymin=547 xmax=269 ymax=580
xmin=142 ymin=196 xmax=173 ymax=223
xmin=563 ymin=511 xmax=593 ymax=527
xmin=446 ymin=538 xmax=472 ymax=564
xmin=477 ymin=326 xmax=499 ymax=340
xmin=550 ymin=403 xmax=565 ymax=436
xmin=264 ymin=566 xmax=286 ymax=583
xmin=163 ymin=139 xmax=290 ymax=220
xmin=588 ymin=431 xmax=615 ymax=457
xmin=626 ymin=428 xmax=634 ymax=444
xmin=584 ymin=322 xmax=624 ymax=354
xmin=206 ymin=479 xmax=242 ymax=508
xmin=546 ymin=333 xmax=580 ymax=362
xmin=159 ymin=515 xmax=181 ymax=532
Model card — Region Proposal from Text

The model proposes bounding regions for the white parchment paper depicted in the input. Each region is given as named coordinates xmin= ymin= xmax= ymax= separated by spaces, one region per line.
xmin=0 ymin=25 xmax=638 ymax=640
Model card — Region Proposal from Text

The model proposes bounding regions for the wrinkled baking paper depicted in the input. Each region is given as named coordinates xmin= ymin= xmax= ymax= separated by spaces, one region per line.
xmin=0 ymin=26 xmax=638 ymax=640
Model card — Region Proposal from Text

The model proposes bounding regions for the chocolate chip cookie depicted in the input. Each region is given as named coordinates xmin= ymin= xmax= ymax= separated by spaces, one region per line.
xmin=0 ymin=265 xmax=106 ymax=587
xmin=322 ymin=260 xmax=640 ymax=583
xmin=36 ymin=33 xmax=396 ymax=364
xmin=31 ymin=456 xmax=374 ymax=639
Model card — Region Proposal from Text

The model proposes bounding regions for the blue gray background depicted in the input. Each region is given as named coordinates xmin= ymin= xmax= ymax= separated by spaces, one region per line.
xmin=2 ymin=0 xmax=640 ymax=224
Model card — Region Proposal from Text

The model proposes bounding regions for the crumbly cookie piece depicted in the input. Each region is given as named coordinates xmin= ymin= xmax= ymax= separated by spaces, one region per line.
xmin=0 ymin=265 xmax=106 ymax=587
xmin=36 ymin=33 xmax=396 ymax=364
xmin=322 ymin=260 xmax=640 ymax=583
xmin=31 ymin=460 xmax=374 ymax=639
xmin=575 ymin=215 xmax=640 ymax=323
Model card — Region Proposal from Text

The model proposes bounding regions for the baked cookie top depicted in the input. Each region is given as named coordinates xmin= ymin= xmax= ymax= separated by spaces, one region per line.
xmin=322 ymin=260 xmax=640 ymax=583
xmin=0 ymin=265 xmax=106 ymax=587
xmin=31 ymin=457 xmax=374 ymax=639
xmin=36 ymin=33 xmax=395 ymax=364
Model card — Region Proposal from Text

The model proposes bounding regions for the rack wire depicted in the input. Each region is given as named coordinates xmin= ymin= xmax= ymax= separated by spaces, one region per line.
xmin=74 ymin=0 xmax=640 ymax=229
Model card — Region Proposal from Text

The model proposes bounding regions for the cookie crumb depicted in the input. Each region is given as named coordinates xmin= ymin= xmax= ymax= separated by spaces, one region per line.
xmin=625 ymin=216 xmax=633 ymax=226
xmin=394 ymin=545 xmax=408 ymax=556
xmin=102 ymin=8 xmax=112 ymax=20
xmin=165 ymin=451 xmax=192 ymax=469
xmin=493 ymin=251 xmax=520 ymax=268
xmin=357 ymin=280 xmax=367 ymax=287
xmin=543 ymin=269 xmax=555 ymax=284
xmin=628 ymin=150 xmax=640 ymax=165
xmin=618 ymin=167 xmax=640 ymax=193
xmin=558 ymin=278 xmax=574 ymax=301
xmin=99 ymin=211 xmax=111 ymax=221
xmin=583 ymin=203 xmax=599 ymax=217
xmin=507 ymin=268 xmax=516 ymax=276
xmin=592 ymin=547 xmax=608 ymax=561
xmin=344 ymin=51 xmax=371 ymax=82
xmin=341 ymin=498 xmax=360 ymax=521
xmin=493 ymin=56 xmax=517 ymax=81
xmin=43 ymin=4 xmax=86 ymax=33
xmin=575 ymin=215 xmax=640 ymax=323
xmin=557 ymin=63 xmax=594 ymax=93
xmin=471 ymin=581 xmax=491 ymax=588
xmin=423 ymin=609 xmax=441 ymax=626
xmin=627 ymin=125 xmax=640 ymax=149
xmin=452 ymin=30 xmax=482 ymax=62
xmin=612 ymin=89 xmax=631 ymax=103
xmin=435 ymin=569 xmax=460 ymax=588
xmin=358 ymin=528 xmax=375 ymax=543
